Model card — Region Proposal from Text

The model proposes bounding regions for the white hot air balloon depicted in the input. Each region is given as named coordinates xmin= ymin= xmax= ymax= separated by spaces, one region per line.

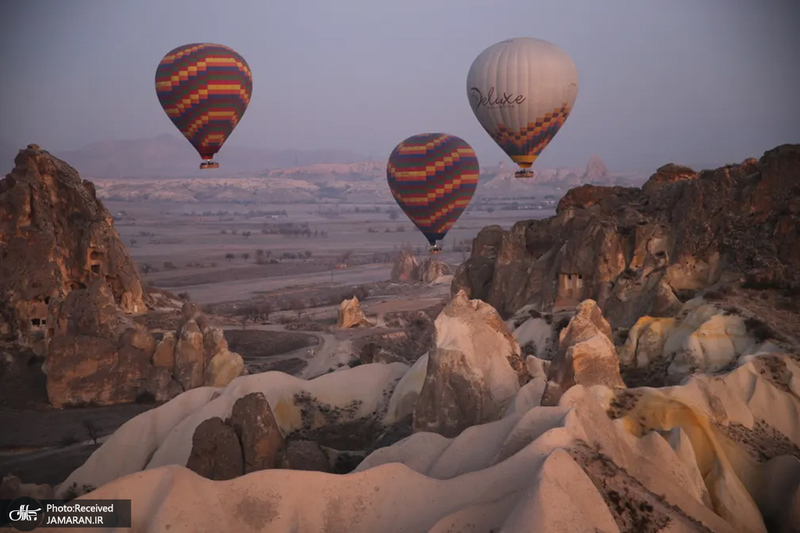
xmin=467 ymin=37 xmax=578 ymax=179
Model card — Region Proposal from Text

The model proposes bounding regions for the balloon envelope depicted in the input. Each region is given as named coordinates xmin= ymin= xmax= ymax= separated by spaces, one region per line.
xmin=467 ymin=37 xmax=578 ymax=169
xmin=155 ymin=43 xmax=253 ymax=162
xmin=387 ymin=133 xmax=479 ymax=246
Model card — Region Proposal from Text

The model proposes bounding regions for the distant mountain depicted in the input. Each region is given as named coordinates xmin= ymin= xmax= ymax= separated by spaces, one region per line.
xmin=51 ymin=134 xmax=366 ymax=179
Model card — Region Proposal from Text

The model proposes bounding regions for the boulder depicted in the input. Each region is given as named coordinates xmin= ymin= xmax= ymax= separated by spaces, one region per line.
xmin=229 ymin=393 xmax=285 ymax=474
xmin=202 ymin=326 xmax=228 ymax=365
xmin=204 ymin=349 xmax=245 ymax=387
xmin=185 ymin=417 xmax=244 ymax=481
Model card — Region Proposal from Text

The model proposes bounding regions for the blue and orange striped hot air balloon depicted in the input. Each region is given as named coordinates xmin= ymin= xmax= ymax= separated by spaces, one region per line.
xmin=387 ymin=133 xmax=479 ymax=253
xmin=155 ymin=43 xmax=253 ymax=169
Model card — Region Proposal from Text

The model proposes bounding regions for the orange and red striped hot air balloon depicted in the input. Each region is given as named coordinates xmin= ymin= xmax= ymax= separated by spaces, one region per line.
xmin=155 ymin=43 xmax=253 ymax=169
xmin=387 ymin=133 xmax=479 ymax=253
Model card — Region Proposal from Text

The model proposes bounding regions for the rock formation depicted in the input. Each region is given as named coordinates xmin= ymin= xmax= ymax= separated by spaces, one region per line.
xmin=412 ymin=291 xmax=526 ymax=437
xmin=337 ymin=296 xmax=373 ymax=328
xmin=582 ymin=154 xmax=609 ymax=184
xmin=390 ymin=250 xmax=453 ymax=284
xmin=58 ymin=344 xmax=800 ymax=533
xmin=0 ymin=145 xmax=147 ymax=343
xmin=390 ymin=250 xmax=420 ymax=282
xmin=419 ymin=257 xmax=452 ymax=283
xmin=548 ymin=299 xmax=626 ymax=392
xmin=453 ymin=145 xmax=800 ymax=328
xmin=186 ymin=392 xmax=284 ymax=480
xmin=0 ymin=147 xmax=246 ymax=407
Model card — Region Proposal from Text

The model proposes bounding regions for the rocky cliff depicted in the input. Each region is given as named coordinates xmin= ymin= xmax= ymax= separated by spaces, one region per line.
xmin=453 ymin=144 xmax=800 ymax=328
xmin=0 ymin=145 xmax=148 ymax=342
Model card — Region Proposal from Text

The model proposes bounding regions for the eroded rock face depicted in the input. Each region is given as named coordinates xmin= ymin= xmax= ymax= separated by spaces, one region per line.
xmin=390 ymin=250 xmax=421 ymax=282
xmin=413 ymin=291 xmax=525 ymax=437
xmin=46 ymin=335 xmax=150 ymax=408
xmin=419 ymin=258 xmax=452 ymax=283
xmin=0 ymin=146 xmax=148 ymax=341
xmin=337 ymin=297 xmax=372 ymax=328
xmin=229 ymin=393 xmax=284 ymax=474
xmin=174 ymin=319 xmax=204 ymax=390
xmin=277 ymin=440 xmax=330 ymax=472
xmin=205 ymin=349 xmax=245 ymax=388
xmin=548 ymin=300 xmax=626 ymax=392
xmin=620 ymin=299 xmax=779 ymax=385
xmin=453 ymin=145 xmax=800 ymax=327
xmin=185 ymin=417 xmax=244 ymax=481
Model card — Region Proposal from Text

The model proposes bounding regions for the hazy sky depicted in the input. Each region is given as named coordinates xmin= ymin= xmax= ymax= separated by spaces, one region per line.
xmin=1 ymin=0 xmax=798 ymax=171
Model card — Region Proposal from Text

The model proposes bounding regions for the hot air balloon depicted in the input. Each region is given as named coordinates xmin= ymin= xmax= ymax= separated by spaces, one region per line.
xmin=467 ymin=37 xmax=578 ymax=179
xmin=155 ymin=43 xmax=253 ymax=169
xmin=387 ymin=133 xmax=479 ymax=254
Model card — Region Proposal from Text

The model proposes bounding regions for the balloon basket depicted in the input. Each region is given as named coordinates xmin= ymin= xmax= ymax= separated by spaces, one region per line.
xmin=514 ymin=169 xmax=535 ymax=179
xmin=200 ymin=161 xmax=220 ymax=169
xmin=428 ymin=245 xmax=442 ymax=254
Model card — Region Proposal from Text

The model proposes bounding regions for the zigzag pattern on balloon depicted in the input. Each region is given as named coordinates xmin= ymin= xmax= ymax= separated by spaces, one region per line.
xmin=155 ymin=44 xmax=252 ymax=159
xmin=387 ymin=133 xmax=479 ymax=244
xmin=490 ymin=103 xmax=571 ymax=166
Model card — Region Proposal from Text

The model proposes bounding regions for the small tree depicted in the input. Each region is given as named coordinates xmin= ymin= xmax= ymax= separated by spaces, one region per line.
xmin=389 ymin=210 xmax=400 ymax=221
xmin=130 ymin=238 xmax=138 ymax=247
xmin=255 ymin=250 xmax=266 ymax=264
xmin=242 ymin=252 xmax=250 ymax=262
xmin=225 ymin=253 xmax=235 ymax=261
xmin=142 ymin=263 xmax=154 ymax=275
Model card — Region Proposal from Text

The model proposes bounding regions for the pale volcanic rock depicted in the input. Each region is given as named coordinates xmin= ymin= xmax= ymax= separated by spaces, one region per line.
xmin=204 ymin=348 xmax=245 ymax=388
xmin=54 ymin=344 xmax=800 ymax=533
xmin=337 ymin=296 xmax=373 ymax=328
xmin=57 ymin=362 xmax=408 ymax=496
xmin=548 ymin=300 xmax=626 ymax=392
xmin=412 ymin=291 xmax=525 ymax=437
xmin=621 ymin=301 xmax=781 ymax=381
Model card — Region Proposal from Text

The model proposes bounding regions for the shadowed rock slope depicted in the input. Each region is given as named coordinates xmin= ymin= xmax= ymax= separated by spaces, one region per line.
xmin=453 ymin=144 xmax=800 ymax=329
